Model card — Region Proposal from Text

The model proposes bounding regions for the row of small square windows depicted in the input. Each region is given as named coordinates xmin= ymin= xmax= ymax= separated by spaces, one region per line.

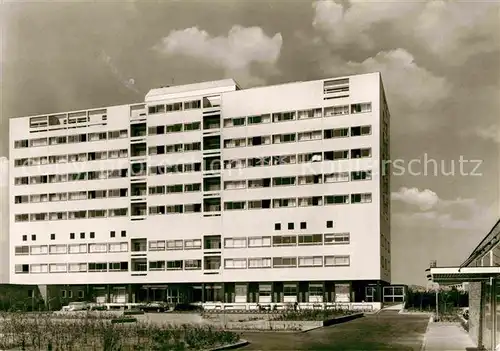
xmin=22 ymin=230 xmax=127 ymax=242
xmin=274 ymin=221 xmax=334 ymax=231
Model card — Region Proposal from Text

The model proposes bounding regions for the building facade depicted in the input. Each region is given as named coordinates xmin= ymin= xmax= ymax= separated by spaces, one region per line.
xmin=9 ymin=72 xmax=391 ymax=307
xmin=429 ymin=219 xmax=500 ymax=351
xmin=0 ymin=157 xmax=8 ymax=284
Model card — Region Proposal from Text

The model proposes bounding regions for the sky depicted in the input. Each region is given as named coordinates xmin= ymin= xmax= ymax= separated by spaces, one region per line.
xmin=0 ymin=0 xmax=499 ymax=285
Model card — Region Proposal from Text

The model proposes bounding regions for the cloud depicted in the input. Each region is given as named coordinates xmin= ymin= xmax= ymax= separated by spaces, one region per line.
xmin=413 ymin=1 xmax=500 ymax=65
xmin=392 ymin=187 xmax=496 ymax=231
xmin=472 ymin=125 xmax=500 ymax=144
xmin=154 ymin=25 xmax=283 ymax=86
xmin=319 ymin=48 xmax=451 ymax=131
xmin=312 ymin=0 xmax=419 ymax=50
xmin=312 ymin=0 xmax=499 ymax=65
xmin=391 ymin=187 xmax=439 ymax=211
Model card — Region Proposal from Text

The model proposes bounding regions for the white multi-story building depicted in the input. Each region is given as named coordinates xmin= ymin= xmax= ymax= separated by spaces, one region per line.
xmin=0 ymin=157 xmax=8 ymax=284
xmin=9 ymin=72 xmax=391 ymax=307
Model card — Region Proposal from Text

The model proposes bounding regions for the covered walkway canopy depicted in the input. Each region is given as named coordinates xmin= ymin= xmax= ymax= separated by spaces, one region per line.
xmin=427 ymin=266 xmax=500 ymax=285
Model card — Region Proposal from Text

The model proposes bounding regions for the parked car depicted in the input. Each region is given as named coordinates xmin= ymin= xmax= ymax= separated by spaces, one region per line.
xmin=61 ymin=301 xmax=89 ymax=311
xmin=140 ymin=301 xmax=170 ymax=312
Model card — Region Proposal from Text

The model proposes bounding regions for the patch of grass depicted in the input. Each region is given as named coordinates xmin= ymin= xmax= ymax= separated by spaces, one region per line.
xmin=0 ymin=313 xmax=240 ymax=350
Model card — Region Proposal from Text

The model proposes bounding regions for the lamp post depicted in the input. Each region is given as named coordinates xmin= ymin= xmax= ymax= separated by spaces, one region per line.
xmin=434 ymin=282 xmax=439 ymax=321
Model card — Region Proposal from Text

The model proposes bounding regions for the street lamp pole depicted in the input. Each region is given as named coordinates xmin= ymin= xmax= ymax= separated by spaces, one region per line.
xmin=435 ymin=282 xmax=439 ymax=321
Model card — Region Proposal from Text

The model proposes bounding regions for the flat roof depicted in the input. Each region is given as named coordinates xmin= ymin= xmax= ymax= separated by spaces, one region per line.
xmin=145 ymin=79 xmax=239 ymax=100
xmin=428 ymin=266 xmax=500 ymax=284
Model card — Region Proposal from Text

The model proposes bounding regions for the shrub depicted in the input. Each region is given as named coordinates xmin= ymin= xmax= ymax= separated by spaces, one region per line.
xmin=0 ymin=313 xmax=240 ymax=350
xmin=270 ymin=309 xmax=352 ymax=321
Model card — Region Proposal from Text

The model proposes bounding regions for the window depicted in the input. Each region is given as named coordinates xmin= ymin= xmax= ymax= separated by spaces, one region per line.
xmin=324 ymin=255 xmax=350 ymax=266
xmin=184 ymin=100 xmax=201 ymax=110
xmin=184 ymin=260 xmax=202 ymax=270
xmin=108 ymin=262 xmax=128 ymax=271
xmin=248 ymin=257 xmax=272 ymax=268
xmin=80 ymin=232 xmax=85 ymax=239
xmin=324 ymin=233 xmax=350 ymax=245
xmin=272 ymin=154 xmax=296 ymax=165
xmin=324 ymin=195 xmax=349 ymax=205
xmin=272 ymin=177 xmax=296 ymax=186
xmin=88 ymin=263 xmax=108 ymax=272
xmin=350 ymin=125 xmax=371 ymax=136
xmin=273 ymin=111 xmax=296 ymax=122
xmin=324 ymin=105 xmax=349 ymax=117
xmin=273 ymin=198 xmax=296 ymax=208
xmin=149 ymin=104 xmax=165 ymax=114
xmin=298 ymin=108 xmax=322 ymax=119
xmin=273 ymin=133 xmax=296 ymax=144
xmin=224 ymin=258 xmax=247 ymax=269
xmin=31 ymin=234 xmax=36 ymax=241
xmin=149 ymin=261 xmax=166 ymax=271
xmin=297 ymin=196 xmax=323 ymax=207
xmin=88 ymin=243 xmax=107 ymax=253
xmin=121 ymin=230 xmax=126 ymax=237
xmin=298 ymin=130 xmax=322 ymax=141
xmin=30 ymin=245 xmax=48 ymax=255
xmin=288 ymin=222 xmax=294 ymax=230
xmin=247 ymin=114 xmax=271 ymax=125
xmin=68 ymin=263 xmax=87 ymax=272
xmin=166 ymin=260 xmax=183 ymax=270
xmin=224 ymin=238 xmax=247 ymax=248
xmin=274 ymin=223 xmax=281 ymax=231
xmin=273 ymin=235 xmax=297 ymax=246
xmin=273 ymin=257 xmax=297 ymax=268
xmin=166 ymin=123 xmax=183 ymax=133
xmin=324 ymin=150 xmax=348 ymax=161
xmin=351 ymin=102 xmax=371 ymax=114
xmin=248 ymin=199 xmax=271 ymax=209
xmin=298 ymin=256 xmax=323 ymax=267
xmin=326 ymin=220 xmax=334 ymax=228
xmin=351 ymin=170 xmax=372 ymax=181
xmin=22 ymin=235 xmax=27 ymax=241
xmin=184 ymin=122 xmax=200 ymax=131
xmin=184 ymin=183 xmax=201 ymax=192
xmin=49 ymin=264 xmax=67 ymax=273
xmin=298 ymin=175 xmax=322 ymax=185
xmin=300 ymin=222 xmax=307 ymax=229
xmin=324 ymin=172 xmax=349 ymax=183
xmin=324 ymin=128 xmax=349 ymax=139
xmin=248 ymin=236 xmax=271 ymax=248
xmin=15 ymin=246 xmax=29 ymax=256
xmin=68 ymin=244 xmax=87 ymax=254
xmin=166 ymin=240 xmax=183 ymax=250
xmin=90 ymin=232 xmax=95 ymax=239
xmin=298 ymin=234 xmax=323 ymax=245
xmin=166 ymin=103 xmax=182 ymax=112
xmin=110 ymin=231 xmax=115 ymax=238
xmin=350 ymin=148 xmax=372 ymax=159
xmin=108 ymin=242 xmax=128 ymax=253
xmin=184 ymin=239 xmax=202 ymax=250
xmin=49 ymin=244 xmax=67 ymax=255
xmin=351 ymin=193 xmax=372 ymax=204
xmin=149 ymin=240 xmax=166 ymax=251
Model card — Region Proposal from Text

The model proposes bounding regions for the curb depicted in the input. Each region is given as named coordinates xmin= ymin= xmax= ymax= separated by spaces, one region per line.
xmin=419 ymin=315 xmax=433 ymax=351
xmin=206 ymin=339 xmax=250 ymax=351
xmin=322 ymin=312 xmax=364 ymax=327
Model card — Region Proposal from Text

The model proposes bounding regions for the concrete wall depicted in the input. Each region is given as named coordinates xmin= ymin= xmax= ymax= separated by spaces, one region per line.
xmin=468 ymin=281 xmax=482 ymax=346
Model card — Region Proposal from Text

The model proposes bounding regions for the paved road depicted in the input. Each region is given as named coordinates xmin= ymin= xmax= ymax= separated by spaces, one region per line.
xmin=240 ymin=310 xmax=430 ymax=350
